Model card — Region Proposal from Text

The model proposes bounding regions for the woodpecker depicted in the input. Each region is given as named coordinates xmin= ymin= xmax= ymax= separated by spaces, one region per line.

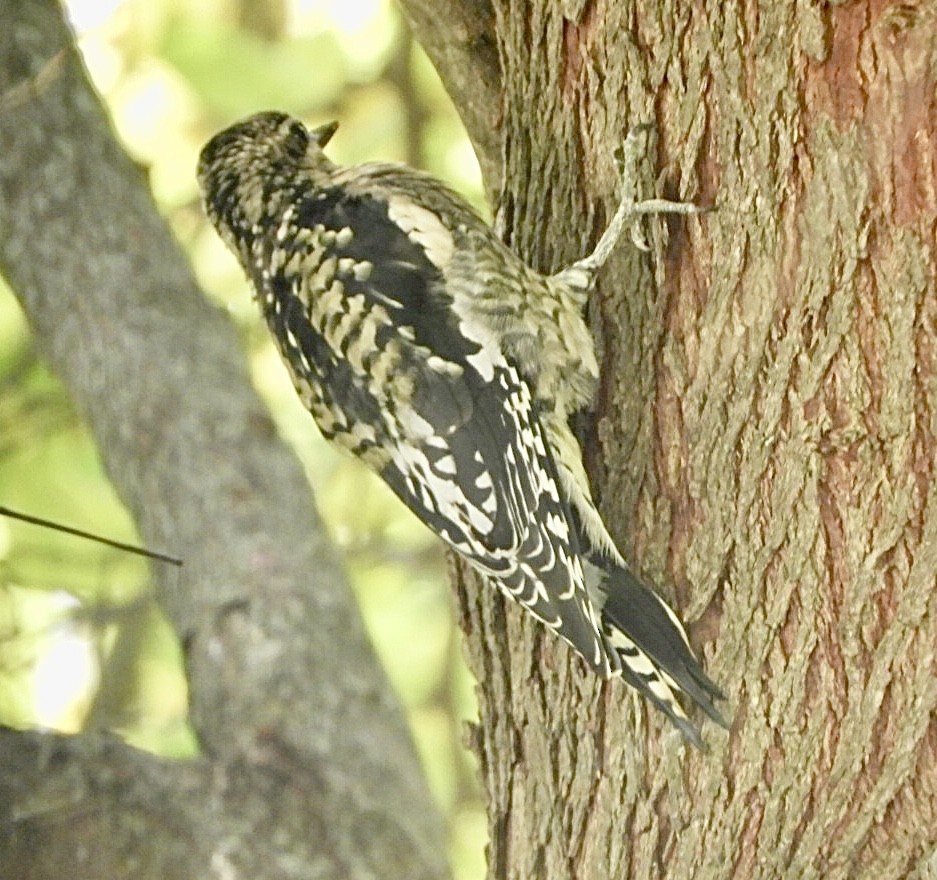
xmin=198 ymin=111 xmax=726 ymax=747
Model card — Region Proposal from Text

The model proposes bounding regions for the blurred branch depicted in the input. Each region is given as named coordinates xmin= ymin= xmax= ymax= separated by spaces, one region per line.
xmin=235 ymin=0 xmax=287 ymax=41
xmin=0 ymin=45 xmax=65 ymax=110
xmin=0 ymin=727 xmax=433 ymax=879
xmin=0 ymin=507 xmax=182 ymax=566
xmin=395 ymin=0 xmax=501 ymax=193
xmin=386 ymin=25 xmax=426 ymax=168
xmin=0 ymin=2 xmax=448 ymax=878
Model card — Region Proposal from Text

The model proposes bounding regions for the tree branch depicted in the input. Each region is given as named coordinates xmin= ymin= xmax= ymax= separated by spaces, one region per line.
xmin=2 ymin=728 xmax=444 ymax=880
xmin=0 ymin=3 xmax=448 ymax=878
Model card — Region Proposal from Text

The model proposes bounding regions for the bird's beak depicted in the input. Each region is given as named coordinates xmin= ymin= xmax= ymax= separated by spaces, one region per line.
xmin=310 ymin=121 xmax=339 ymax=147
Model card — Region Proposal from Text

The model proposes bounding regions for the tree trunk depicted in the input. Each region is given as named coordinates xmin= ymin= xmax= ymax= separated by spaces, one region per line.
xmin=403 ymin=1 xmax=937 ymax=878
xmin=0 ymin=2 xmax=448 ymax=878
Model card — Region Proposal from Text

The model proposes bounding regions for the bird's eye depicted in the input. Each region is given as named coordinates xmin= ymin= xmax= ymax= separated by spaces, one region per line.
xmin=282 ymin=120 xmax=309 ymax=160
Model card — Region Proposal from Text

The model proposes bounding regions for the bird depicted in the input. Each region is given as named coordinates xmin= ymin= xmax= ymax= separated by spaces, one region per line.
xmin=197 ymin=111 xmax=726 ymax=747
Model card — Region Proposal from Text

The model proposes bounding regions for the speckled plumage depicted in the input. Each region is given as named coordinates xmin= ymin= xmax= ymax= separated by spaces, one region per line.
xmin=198 ymin=111 xmax=725 ymax=746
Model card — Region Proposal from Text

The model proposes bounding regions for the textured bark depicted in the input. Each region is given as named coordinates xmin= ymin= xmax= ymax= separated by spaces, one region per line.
xmin=0 ymin=2 xmax=448 ymax=879
xmin=413 ymin=1 xmax=937 ymax=878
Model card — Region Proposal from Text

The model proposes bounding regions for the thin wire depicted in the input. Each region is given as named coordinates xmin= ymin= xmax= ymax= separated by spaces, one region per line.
xmin=0 ymin=505 xmax=183 ymax=567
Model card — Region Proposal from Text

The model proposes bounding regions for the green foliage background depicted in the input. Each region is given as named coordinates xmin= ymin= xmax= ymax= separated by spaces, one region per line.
xmin=0 ymin=1 xmax=485 ymax=876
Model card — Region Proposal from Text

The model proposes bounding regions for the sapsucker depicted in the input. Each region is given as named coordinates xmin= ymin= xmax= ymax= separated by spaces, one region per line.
xmin=198 ymin=111 xmax=726 ymax=747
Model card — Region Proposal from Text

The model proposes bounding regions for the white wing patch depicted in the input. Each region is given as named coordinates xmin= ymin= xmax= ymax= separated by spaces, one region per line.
xmin=386 ymin=196 xmax=455 ymax=269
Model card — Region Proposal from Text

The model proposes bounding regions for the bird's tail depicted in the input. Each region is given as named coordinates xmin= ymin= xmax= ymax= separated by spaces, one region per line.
xmin=600 ymin=565 xmax=728 ymax=748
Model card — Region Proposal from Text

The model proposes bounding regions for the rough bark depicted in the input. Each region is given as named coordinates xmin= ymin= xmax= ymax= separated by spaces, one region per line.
xmin=0 ymin=2 xmax=448 ymax=878
xmin=400 ymin=1 xmax=937 ymax=878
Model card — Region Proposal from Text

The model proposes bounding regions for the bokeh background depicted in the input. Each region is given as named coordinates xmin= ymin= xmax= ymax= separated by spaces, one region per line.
xmin=0 ymin=2 xmax=486 ymax=877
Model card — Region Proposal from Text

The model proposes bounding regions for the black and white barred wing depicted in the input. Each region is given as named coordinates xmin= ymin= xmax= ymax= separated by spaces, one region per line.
xmin=263 ymin=185 xmax=613 ymax=676
xmin=382 ymin=361 xmax=613 ymax=676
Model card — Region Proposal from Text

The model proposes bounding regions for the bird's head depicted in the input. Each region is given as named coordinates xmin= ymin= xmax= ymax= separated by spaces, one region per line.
xmin=197 ymin=112 xmax=338 ymax=254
